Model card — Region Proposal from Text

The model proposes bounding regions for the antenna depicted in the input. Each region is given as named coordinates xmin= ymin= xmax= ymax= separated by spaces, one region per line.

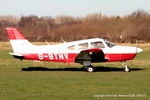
xmin=62 ymin=39 xmax=66 ymax=43
xmin=45 ymin=40 xmax=50 ymax=45
xmin=61 ymin=37 xmax=66 ymax=43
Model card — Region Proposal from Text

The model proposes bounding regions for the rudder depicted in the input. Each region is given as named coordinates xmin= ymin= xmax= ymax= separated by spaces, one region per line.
xmin=6 ymin=27 xmax=33 ymax=53
xmin=6 ymin=27 xmax=27 ymax=40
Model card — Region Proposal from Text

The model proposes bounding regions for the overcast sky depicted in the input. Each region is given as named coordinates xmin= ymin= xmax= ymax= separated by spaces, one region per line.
xmin=0 ymin=0 xmax=149 ymax=17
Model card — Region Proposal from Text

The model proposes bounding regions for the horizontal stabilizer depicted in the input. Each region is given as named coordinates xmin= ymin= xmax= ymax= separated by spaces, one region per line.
xmin=9 ymin=52 xmax=24 ymax=60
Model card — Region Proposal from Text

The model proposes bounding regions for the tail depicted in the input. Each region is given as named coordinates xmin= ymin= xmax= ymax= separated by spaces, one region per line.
xmin=6 ymin=27 xmax=33 ymax=54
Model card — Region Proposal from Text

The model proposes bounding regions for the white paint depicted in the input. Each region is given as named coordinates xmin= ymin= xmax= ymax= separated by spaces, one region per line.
xmin=10 ymin=38 xmax=143 ymax=58
xmin=38 ymin=53 xmax=68 ymax=60
xmin=54 ymin=53 xmax=58 ymax=59
xmin=49 ymin=53 xmax=53 ymax=59
xmin=64 ymin=53 xmax=68 ymax=59
xmin=38 ymin=53 xmax=43 ymax=60
xmin=44 ymin=55 xmax=48 ymax=57
xmin=59 ymin=53 xmax=64 ymax=59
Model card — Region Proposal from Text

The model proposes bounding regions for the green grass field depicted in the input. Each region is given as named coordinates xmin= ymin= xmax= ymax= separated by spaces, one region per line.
xmin=0 ymin=43 xmax=150 ymax=100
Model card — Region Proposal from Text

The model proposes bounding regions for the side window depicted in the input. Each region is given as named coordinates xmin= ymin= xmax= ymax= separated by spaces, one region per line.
xmin=91 ymin=41 xmax=105 ymax=48
xmin=78 ymin=43 xmax=88 ymax=50
xmin=68 ymin=45 xmax=75 ymax=50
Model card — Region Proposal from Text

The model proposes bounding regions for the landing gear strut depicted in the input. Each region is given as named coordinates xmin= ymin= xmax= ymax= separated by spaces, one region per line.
xmin=122 ymin=61 xmax=130 ymax=72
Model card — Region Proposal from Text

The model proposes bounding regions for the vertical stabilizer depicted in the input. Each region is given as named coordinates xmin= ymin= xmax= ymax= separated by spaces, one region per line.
xmin=6 ymin=27 xmax=33 ymax=53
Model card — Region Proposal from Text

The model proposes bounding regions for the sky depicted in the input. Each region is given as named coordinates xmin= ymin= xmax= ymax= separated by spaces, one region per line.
xmin=0 ymin=0 xmax=149 ymax=17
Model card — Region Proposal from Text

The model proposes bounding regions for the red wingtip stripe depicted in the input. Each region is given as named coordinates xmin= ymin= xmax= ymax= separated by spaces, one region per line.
xmin=6 ymin=27 xmax=26 ymax=40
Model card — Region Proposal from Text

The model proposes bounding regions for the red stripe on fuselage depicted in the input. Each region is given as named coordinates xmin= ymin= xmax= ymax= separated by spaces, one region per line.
xmin=105 ymin=53 xmax=136 ymax=62
xmin=22 ymin=53 xmax=78 ymax=63
xmin=21 ymin=53 xmax=136 ymax=63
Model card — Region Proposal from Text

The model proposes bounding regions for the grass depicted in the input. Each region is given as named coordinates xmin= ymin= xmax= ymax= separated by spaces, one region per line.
xmin=0 ymin=42 xmax=150 ymax=100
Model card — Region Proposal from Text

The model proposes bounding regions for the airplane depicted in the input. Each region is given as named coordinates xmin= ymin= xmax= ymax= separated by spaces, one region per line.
xmin=6 ymin=27 xmax=143 ymax=72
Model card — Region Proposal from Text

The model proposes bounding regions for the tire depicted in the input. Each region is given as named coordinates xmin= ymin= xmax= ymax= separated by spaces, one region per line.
xmin=87 ymin=66 xmax=94 ymax=72
xmin=124 ymin=66 xmax=130 ymax=72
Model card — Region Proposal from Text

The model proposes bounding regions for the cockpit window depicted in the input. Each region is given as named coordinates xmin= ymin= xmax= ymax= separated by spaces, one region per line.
xmin=68 ymin=45 xmax=75 ymax=50
xmin=78 ymin=43 xmax=88 ymax=50
xmin=91 ymin=41 xmax=105 ymax=48
xmin=104 ymin=40 xmax=115 ymax=47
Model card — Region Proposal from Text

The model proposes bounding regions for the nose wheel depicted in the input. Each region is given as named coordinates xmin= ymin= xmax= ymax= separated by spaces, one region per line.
xmin=122 ymin=61 xmax=130 ymax=72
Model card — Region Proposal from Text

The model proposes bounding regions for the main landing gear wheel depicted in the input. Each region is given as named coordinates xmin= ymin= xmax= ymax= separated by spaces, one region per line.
xmin=123 ymin=61 xmax=130 ymax=72
xmin=86 ymin=65 xmax=94 ymax=72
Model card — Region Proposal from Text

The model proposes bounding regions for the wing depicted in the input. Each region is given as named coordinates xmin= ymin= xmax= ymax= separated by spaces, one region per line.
xmin=75 ymin=48 xmax=107 ymax=63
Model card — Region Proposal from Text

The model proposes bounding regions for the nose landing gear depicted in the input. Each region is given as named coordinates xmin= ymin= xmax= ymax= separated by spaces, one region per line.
xmin=122 ymin=61 xmax=130 ymax=72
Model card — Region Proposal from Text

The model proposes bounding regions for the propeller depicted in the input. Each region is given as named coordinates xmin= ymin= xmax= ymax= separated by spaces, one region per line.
xmin=135 ymin=40 xmax=143 ymax=54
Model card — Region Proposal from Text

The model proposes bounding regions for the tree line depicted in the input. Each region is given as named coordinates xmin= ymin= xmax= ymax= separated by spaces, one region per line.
xmin=0 ymin=9 xmax=150 ymax=43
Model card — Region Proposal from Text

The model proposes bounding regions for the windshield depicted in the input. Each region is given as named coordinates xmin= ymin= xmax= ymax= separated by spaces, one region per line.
xmin=104 ymin=40 xmax=115 ymax=47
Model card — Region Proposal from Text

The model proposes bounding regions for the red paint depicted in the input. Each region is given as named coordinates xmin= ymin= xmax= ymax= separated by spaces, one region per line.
xmin=22 ymin=53 xmax=136 ymax=63
xmin=6 ymin=27 xmax=26 ymax=40
xmin=84 ymin=48 xmax=102 ymax=52
xmin=22 ymin=53 xmax=78 ymax=63
xmin=105 ymin=53 xmax=136 ymax=62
